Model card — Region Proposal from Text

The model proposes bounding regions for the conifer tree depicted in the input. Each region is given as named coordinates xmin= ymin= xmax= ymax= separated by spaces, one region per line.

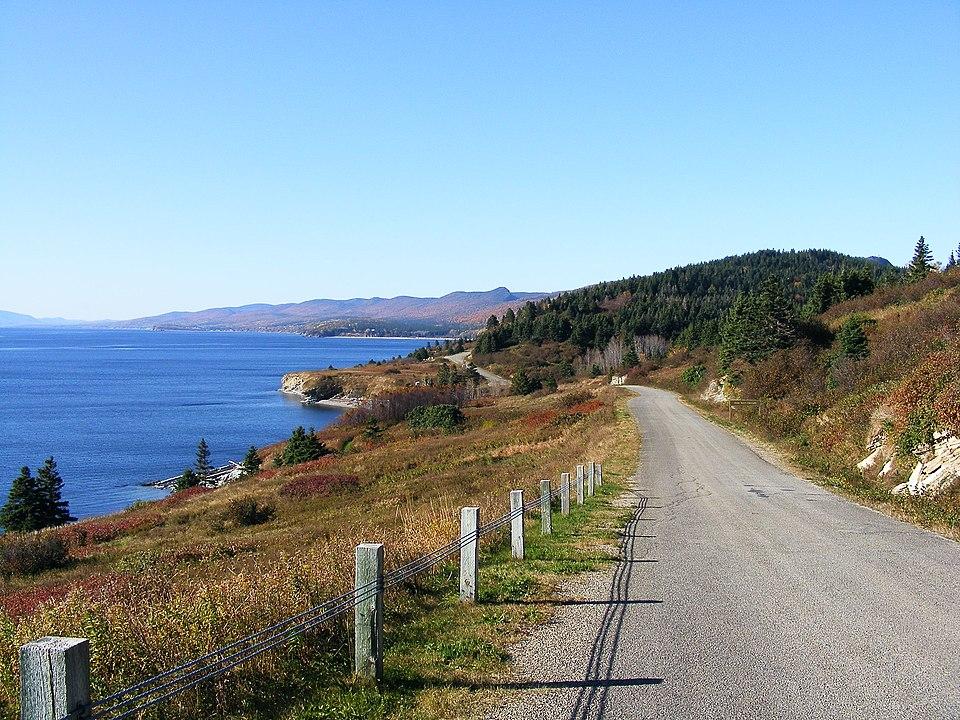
xmin=278 ymin=426 xmax=328 ymax=466
xmin=35 ymin=457 xmax=74 ymax=526
xmin=195 ymin=438 xmax=213 ymax=478
xmin=0 ymin=467 xmax=43 ymax=532
xmin=240 ymin=446 xmax=262 ymax=477
xmin=947 ymin=251 xmax=957 ymax=270
xmin=908 ymin=236 xmax=935 ymax=280
xmin=835 ymin=315 xmax=871 ymax=359
xmin=176 ymin=468 xmax=199 ymax=491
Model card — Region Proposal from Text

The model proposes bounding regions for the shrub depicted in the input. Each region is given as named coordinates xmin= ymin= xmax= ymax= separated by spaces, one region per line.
xmin=341 ymin=387 xmax=468 ymax=427
xmin=406 ymin=404 xmax=466 ymax=432
xmin=279 ymin=474 xmax=360 ymax=499
xmin=0 ymin=532 xmax=69 ymax=578
xmin=559 ymin=390 xmax=593 ymax=408
xmin=220 ymin=499 xmax=275 ymax=527
xmin=680 ymin=364 xmax=707 ymax=387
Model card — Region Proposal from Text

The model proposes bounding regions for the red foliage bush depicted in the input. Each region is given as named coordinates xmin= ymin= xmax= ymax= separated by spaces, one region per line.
xmin=0 ymin=572 xmax=124 ymax=619
xmin=523 ymin=410 xmax=559 ymax=428
xmin=566 ymin=400 xmax=604 ymax=415
xmin=155 ymin=486 xmax=213 ymax=509
xmin=60 ymin=512 xmax=162 ymax=547
xmin=890 ymin=342 xmax=960 ymax=432
xmin=279 ymin=474 xmax=360 ymax=499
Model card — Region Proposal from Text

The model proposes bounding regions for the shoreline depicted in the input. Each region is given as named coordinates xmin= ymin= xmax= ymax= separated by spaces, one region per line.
xmin=278 ymin=388 xmax=364 ymax=409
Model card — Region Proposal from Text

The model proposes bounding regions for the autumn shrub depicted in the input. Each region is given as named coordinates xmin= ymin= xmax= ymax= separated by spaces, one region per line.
xmin=278 ymin=474 xmax=360 ymax=499
xmin=558 ymin=390 xmax=593 ymax=408
xmin=220 ymin=499 xmax=275 ymax=528
xmin=342 ymin=387 xmax=468 ymax=426
xmin=0 ymin=533 xmax=69 ymax=578
xmin=406 ymin=404 xmax=465 ymax=432
xmin=61 ymin=511 xmax=163 ymax=547
xmin=890 ymin=342 xmax=960 ymax=447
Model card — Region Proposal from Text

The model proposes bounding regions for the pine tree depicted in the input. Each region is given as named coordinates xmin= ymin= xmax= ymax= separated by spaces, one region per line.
xmin=947 ymin=251 xmax=957 ymax=270
xmin=835 ymin=315 xmax=872 ymax=359
xmin=195 ymin=438 xmax=213 ymax=478
xmin=175 ymin=468 xmax=199 ymax=491
xmin=240 ymin=446 xmax=262 ymax=477
xmin=0 ymin=467 xmax=43 ymax=532
xmin=908 ymin=236 xmax=935 ymax=280
xmin=278 ymin=426 xmax=328 ymax=466
xmin=35 ymin=457 xmax=74 ymax=526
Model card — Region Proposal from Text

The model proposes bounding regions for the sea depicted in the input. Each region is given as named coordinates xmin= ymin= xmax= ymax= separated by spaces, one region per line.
xmin=0 ymin=329 xmax=429 ymax=519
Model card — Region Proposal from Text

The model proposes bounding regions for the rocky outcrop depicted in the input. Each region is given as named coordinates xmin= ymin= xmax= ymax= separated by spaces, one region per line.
xmin=701 ymin=378 xmax=728 ymax=404
xmin=891 ymin=431 xmax=960 ymax=497
xmin=857 ymin=423 xmax=960 ymax=497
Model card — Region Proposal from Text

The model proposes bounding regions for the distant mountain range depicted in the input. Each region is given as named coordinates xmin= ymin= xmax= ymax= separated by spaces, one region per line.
xmin=85 ymin=287 xmax=553 ymax=336
xmin=0 ymin=310 xmax=81 ymax=328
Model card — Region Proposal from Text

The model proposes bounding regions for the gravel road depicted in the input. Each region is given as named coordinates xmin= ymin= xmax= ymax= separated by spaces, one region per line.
xmin=488 ymin=386 xmax=960 ymax=719
xmin=445 ymin=351 xmax=511 ymax=388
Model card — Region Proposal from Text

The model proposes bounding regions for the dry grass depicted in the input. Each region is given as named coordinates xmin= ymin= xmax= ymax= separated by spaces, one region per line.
xmin=0 ymin=380 xmax=628 ymax=719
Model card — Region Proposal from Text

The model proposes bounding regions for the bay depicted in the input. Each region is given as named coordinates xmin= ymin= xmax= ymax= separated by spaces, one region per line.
xmin=0 ymin=329 xmax=428 ymax=518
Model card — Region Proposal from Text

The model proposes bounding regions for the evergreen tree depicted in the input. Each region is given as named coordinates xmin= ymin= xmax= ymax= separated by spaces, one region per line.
xmin=510 ymin=368 xmax=541 ymax=395
xmin=908 ymin=236 xmax=935 ymax=280
xmin=195 ymin=438 xmax=213 ymax=478
xmin=240 ymin=446 xmax=262 ymax=477
xmin=176 ymin=468 xmax=199 ymax=491
xmin=835 ymin=315 xmax=872 ymax=359
xmin=278 ymin=426 xmax=329 ymax=466
xmin=947 ymin=251 xmax=957 ymax=270
xmin=35 ymin=457 xmax=73 ymax=526
xmin=622 ymin=348 xmax=640 ymax=368
xmin=0 ymin=467 xmax=43 ymax=532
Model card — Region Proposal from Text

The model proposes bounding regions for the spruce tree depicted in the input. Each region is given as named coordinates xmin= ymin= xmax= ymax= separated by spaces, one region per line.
xmin=240 ymin=446 xmax=262 ymax=477
xmin=908 ymin=236 xmax=935 ymax=280
xmin=195 ymin=438 xmax=213 ymax=478
xmin=176 ymin=468 xmax=199 ymax=491
xmin=835 ymin=315 xmax=871 ymax=359
xmin=279 ymin=426 xmax=328 ymax=466
xmin=35 ymin=457 xmax=74 ymax=526
xmin=0 ymin=467 xmax=43 ymax=532
xmin=947 ymin=251 xmax=957 ymax=270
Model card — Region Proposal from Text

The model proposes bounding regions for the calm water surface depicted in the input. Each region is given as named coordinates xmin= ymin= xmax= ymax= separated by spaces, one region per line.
xmin=0 ymin=329 xmax=427 ymax=518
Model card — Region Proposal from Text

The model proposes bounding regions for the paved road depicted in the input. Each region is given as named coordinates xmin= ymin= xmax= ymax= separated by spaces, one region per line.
xmin=491 ymin=386 xmax=960 ymax=719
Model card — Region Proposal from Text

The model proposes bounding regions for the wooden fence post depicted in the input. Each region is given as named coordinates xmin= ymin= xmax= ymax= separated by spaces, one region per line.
xmin=20 ymin=637 xmax=89 ymax=720
xmin=459 ymin=507 xmax=479 ymax=603
xmin=510 ymin=490 xmax=524 ymax=559
xmin=354 ymin=543 xmax=384 ymax=681
xmin=576 ymin=465 xmax=585 ymax=505
xmin=596 ymin=463 xmax=603 ymax=487
xmin=540 ymin=480 xmax=552 ymax=535
xmin=587 ymin=461 xmax=595 ymax=497
xmin=560 ymin=472 xmax=570 ymax=515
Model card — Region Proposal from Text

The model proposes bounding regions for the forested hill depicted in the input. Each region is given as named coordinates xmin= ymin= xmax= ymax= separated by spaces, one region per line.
xmin=476 ymin=249 xmax=894 ymax=352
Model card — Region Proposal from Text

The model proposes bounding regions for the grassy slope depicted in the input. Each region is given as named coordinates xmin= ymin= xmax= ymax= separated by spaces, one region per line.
xmin=0 ymin=377 xmax=640 ymax=719
xmin=644 ymin=271 xmax=960 ymax=539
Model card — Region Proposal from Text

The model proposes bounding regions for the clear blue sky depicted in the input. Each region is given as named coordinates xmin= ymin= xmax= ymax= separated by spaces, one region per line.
xmin=1 ymin=1 xmax=957 ymax=320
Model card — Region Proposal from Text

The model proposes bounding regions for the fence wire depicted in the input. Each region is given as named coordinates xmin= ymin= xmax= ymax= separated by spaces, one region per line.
xmin=76 ymin=484 xmax=568 ymax=720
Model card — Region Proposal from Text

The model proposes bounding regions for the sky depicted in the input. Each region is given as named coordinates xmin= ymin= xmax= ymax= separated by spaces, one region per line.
xmin=1 ymin=1 xmax=958 ymax=320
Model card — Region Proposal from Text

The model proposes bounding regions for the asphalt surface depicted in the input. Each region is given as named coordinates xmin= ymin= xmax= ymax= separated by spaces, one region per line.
xmin=489 ymin=386 xmax=960 ymax=719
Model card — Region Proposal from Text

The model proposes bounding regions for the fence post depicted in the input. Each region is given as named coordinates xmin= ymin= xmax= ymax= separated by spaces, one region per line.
xmin=576 ymin=465 xmax=585 ymax=505
xmin=540 ymin=480 xmax=552 ymax=535
xmin=587 ymin=461 xmax=595 ymax=497
xmin=459 ymin=507 xmax=480 ymax=603
xmin=560 ymin=472 xmax=570 ymax=515
xmin=596 ymin=462 xmax=603 ymax=487
xmin=20 ymin=636 xmax=89 ymax=720
xmin=354 ymin=543 xmax=384 ymax=682
xmin=510 ymin=490 xmax=524 ymax=559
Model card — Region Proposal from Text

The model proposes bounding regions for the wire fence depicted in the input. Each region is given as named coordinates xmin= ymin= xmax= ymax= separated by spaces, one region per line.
xmin=73 ymin=484 xmax=562 ymax=720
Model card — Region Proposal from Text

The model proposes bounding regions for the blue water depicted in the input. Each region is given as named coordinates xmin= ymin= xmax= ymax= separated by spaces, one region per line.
xmin=0 ymin=329 xmax=427 ymax=518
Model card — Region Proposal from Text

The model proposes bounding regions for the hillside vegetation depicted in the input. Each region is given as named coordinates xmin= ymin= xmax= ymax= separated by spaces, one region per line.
xmin=472 ymin=245 xmax=959 ymax=533
xmin=0 ymin=372 xmax=634 ymax=719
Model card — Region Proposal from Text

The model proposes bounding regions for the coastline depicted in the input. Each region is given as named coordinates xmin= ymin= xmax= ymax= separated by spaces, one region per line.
xmin=278 ymin=388 xmax=364 ymax=409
